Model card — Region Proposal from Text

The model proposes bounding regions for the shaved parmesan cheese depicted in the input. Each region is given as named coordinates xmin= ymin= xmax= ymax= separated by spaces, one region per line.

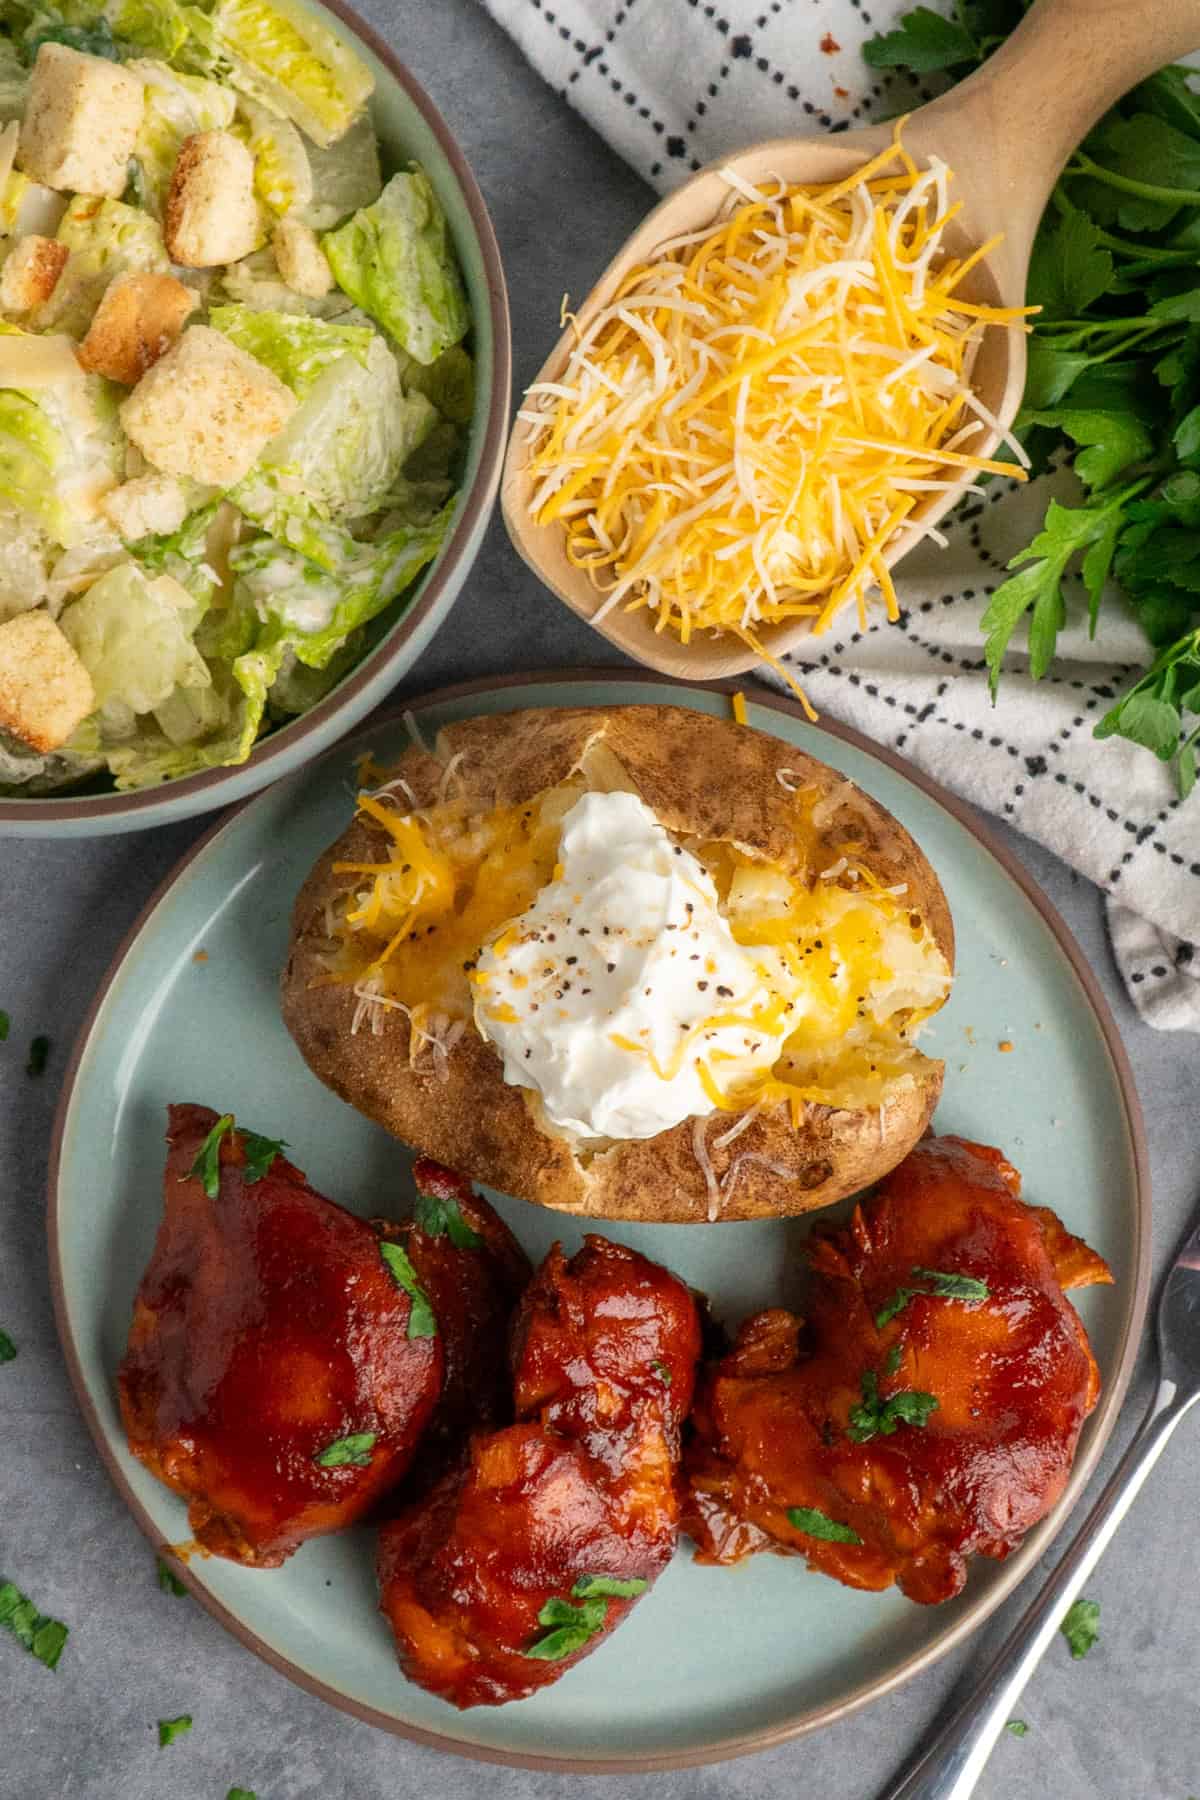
xmin=520 ymin=123 xmax=1031 ymax=649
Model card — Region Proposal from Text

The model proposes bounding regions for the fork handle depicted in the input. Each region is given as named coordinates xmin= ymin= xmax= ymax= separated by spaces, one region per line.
xmin=875 ymin=1378 xmax=1193 ymax=1800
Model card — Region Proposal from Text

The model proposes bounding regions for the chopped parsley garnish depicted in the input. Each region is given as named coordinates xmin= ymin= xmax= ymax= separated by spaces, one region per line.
xmin=187 ymin=1115 xmax=285 ymax=1198
xmin=314 ymin=1431 xmax=377 ymax=1468
xmin=787 ymin=1506 xmax=864 ymax=1546
xmin=651 ymin=1359 xmax=672 ymax=1385
xmin=25 ymin=1035 xmax=50 ymax=1078
xmin=1006 ymin=1719 xmax=1030 ymax=1737
xmin=227 ymin=1790 xmax=258 ymax=1799
xmin=413 ymin=1188 xmax=483 ymax=1249
xmin=0 ymin=1010 xmax=9 ymax=1041
xmin=0 ymin=1580 xmax=68 ymax=1671
xmin=0 ymin=1330 xmax=15 ymax=1364
xmin=875 ymin=1267 xmax=990 ymax=1330
xmin=571 ymin=1574 xmax=649 ymax=1600
xmin=240 ymin=1130 xmax=287 ymax=1185
xmin=188 ymin=1115 xmax=234 ymax=1196
xmin=847 ymin=1369 xmax=939 ymax=1444
xmin=883 ymin=1342 xmax=903 ymax=1376
xmin=523 ymin=1575 xmax=648 ymax=1659
xmin=156 ymin=1558 xmax=187 ymax=1597
xmin=378 ymin=1242 xmax=437 ymax=1338
xmin=1060 ymin=1597 xmax=1101 ymax=1660
xmin=158 ymin=1714 xmax=193 ymax=1748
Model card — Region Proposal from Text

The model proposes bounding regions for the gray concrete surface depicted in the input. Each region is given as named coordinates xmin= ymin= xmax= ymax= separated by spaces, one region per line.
xmin=3 ymin=3 xmax=1199 ymax=1796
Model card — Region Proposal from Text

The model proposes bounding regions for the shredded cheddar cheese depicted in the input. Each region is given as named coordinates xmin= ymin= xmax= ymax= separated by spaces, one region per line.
xmin=519 ymin=123 xmax=1032 ymax=653
xmin=731 ymin=689 xmax=748 ymax=726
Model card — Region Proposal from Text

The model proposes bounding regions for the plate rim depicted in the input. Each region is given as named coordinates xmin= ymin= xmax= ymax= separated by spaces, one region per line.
xmin=46 ymin=668 xmax=1152 ymax=1773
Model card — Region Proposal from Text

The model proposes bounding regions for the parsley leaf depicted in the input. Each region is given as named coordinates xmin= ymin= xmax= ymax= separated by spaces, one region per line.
xmin=875 ymin=1267 xmax=990 ymax=1329
xmin=787 ymin=1506 xmax=863 ymax=1545
xmin=651 ymin=1359 xmax=672 ymax=1384
xmin=156 ymin=1558 xmax=187 ymax=1597
xmin=1006 ymin=1719 xmax=1030 ymax=1737
xmin=378 ymin=1242 xmax=437 ymax=1338
xmin=862 ymin=5 xmax=977 ymax=72
xmin=314 ymin=1431 xmax=377 ymax=1468
xmin=25 ymin=1035 xmax=50 ymax=1078
xmin=240 ymin=1130 xmax=287 ymax=1184
xmin=1027 ymin=210 xmax=1114 ymax=320
xmin=227 ymin=1790 xmax=258 ymax=1799
xmin=187 ymin=1116 xmax=285 ymax=1198
xmin=1060 ymin=1597 xmax=1101 ymax=1660
xmin=158 ymin=1714 xmax=193 ymax=1749
xmin=413 ymin=1188 xmax=483 ymax=1249
xmin=188 ymin=1115 xmax=235 ymax=1198
xmin=572 ymin=1574 xmax=649 ymax=1599
xmin=0 ymin=1010 xmax=9 ymax=1041
xmin=523 ymin=1592 xmax=611 ymax=1660
xmin=847 ymin=1369 xmax=939 ymax=1444
xmin=0 ymin=1330 xmax=15 ymax=1364
xmin=0 ymin=1580 xmax=68 ymax=1670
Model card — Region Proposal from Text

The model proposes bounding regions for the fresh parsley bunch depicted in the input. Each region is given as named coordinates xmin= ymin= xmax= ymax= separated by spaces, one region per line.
xmin=865 ymin=6 xmax=1200 ymax=793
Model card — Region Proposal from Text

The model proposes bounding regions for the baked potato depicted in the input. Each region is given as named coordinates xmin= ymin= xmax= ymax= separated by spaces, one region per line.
xmin=281 ymin=705 xmax=954 ymax=1223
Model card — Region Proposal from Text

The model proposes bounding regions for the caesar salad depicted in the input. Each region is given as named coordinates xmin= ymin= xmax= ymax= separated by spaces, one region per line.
xmin=0 ymin=0 xmax=474 ymax=794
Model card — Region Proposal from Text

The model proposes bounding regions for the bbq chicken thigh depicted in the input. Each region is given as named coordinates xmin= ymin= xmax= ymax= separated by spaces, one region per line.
xmin=685 ymin=1135 xmax=1112 ymax=1603
xmin=119 ymin=1105 xmax=443 ymax=1567
xmin=378 ymin=1235 xmax=702 ymax=1708
xmin=379 ymin=1156 xmax=532 ymax=1481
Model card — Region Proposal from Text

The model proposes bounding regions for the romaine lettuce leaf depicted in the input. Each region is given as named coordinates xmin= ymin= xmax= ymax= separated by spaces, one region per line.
xmin=0 ymin=342 xmax=122 ymax=546
xmin=230 ymin=500 xmax=453 ymax=669
xmin=233 ymin=337 xmax=436 ymax=551
xmin=49 ymin=195 xmax=169 ymax=334
xmin=202 ymin=0 xmax=373 ymax=148
xmin=234 ymin=93 xmax=311 ymax=217
xmin=397 ymin=342 xmax=474 ymax=425
xmin=130 ymin=497 xmax=225 ymax=605
xmin=0 ymin=36 xmax=28 ymax=117
xmin=0 ymin=167 xmax=67 ymax=237
xmin=2 ymin=0 xmax=194 ymax=61
xmin=321 ymin=169 xmax=470 ymax=365
xmin=97 ymin=653 xmax=271 ymax=787
xmin=215 ymin=246 xmax=357 ymax=318
xmin=0 ymin=500 xmax=51 ymax=620
xmin=127 ymin=59 xmax=237 ymax=212
xmin=59 ymin=563 xmax=210 ymax=729
xmin=300 ymin=108 xmax=380 ymax=231
xmin=0 ymin=727 xmax=102 ymax=794
xmin=208 ymin=302 xmax=372 ymax=396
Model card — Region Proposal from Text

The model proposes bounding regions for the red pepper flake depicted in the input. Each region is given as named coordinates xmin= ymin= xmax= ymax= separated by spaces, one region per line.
xmin=834 ymin=84 xmax=849 ymax=97
xmin=820 ymin=31 xmax=841 ymax=52
xmin=193 ymin=949 xmax=208 ymax=963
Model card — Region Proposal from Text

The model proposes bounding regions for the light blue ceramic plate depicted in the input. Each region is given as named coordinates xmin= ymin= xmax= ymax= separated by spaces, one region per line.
xmin=1 ymin=0 xmax=511 ymax=839
xmin=49 ymin=674 xmax=1150 ymax=1771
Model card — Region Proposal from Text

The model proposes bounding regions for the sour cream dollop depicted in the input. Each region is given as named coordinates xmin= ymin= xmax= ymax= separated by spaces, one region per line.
xmin=473 ymin=791 xmax=797 ymax=1140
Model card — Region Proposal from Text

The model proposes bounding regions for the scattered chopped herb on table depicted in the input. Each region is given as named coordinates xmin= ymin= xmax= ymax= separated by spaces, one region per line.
xmin=1006 ymin=1719 xmax=1030 ymax=1737
xmin=864 ymin=5 xmax=1200 ymax=791
xmin=1060 ymin=1596 xmax=1101 ymax=1659
xmin=25 ymin=1036 xmax=50 ymax=1078
xmin=156 ymin=1558 xmax=187 ymax=1598
xmin=0 ymin=1010 xmax=9 ymax=1041
xmin=0 ymin=1579 xmax=69 ymax=1670
xmin=0 ymin=1330 xmax=16 ymax=1364
xmin=157 ymin=1714 xmax=193 ymax=1749
xmin=227 ymin=1790 xmax=258 ymax=1799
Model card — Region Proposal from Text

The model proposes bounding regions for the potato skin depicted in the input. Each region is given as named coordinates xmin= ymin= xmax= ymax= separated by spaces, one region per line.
xmin=281 ymin=706 xmax=953 ymax=1224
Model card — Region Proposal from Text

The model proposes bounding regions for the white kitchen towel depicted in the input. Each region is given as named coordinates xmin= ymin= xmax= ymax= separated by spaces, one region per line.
xmin=480 ymin=0 xmax=1200 ymax=1029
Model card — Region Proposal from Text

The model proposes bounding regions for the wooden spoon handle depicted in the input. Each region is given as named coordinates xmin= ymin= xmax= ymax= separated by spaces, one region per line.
xmin=904 ymin=0 xmax=1200 ymax=294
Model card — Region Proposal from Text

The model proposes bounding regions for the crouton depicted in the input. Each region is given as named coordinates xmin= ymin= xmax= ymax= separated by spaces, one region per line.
xmin=0 ymin=610 xmax=94 ymax=752
xmin=272 ymin=216 xmax=333 ymax=299
xmin=0 ymin=234 xmax=68 ymax=312
xmin=18 ymin=44 xmax=144 ymax=199
xmin=77 ymin=271 xmax=197 ymax=385
xmin=101 ymin=473 xmax=191 ymax=542
xmin=164 ymin=131 xmax=260 ymax=268
xmin=119 ymin=324 xmax=296 ymax=488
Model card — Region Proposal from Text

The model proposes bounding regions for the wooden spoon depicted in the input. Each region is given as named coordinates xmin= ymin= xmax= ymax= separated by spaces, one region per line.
xmin=501 ymin=0 xmax=1200 ymax=683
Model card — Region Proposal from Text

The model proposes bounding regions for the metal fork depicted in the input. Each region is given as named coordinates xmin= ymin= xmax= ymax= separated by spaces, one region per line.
xmin=877 ymin=1201 xmax=1200 ymax=1800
